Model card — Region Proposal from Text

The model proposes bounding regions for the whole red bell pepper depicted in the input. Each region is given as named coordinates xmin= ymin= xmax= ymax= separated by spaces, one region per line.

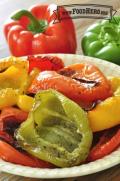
xmin=4 ymin=4 xmax=76 ymax=56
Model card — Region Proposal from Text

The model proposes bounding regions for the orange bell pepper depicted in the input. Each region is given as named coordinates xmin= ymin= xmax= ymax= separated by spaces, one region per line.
xmin=28 ymin=63 xmax=112 ymax=108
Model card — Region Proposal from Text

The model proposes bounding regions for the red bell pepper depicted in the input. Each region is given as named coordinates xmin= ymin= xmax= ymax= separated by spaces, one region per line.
xmin=27 ymin=55 xmax=64 ymax=72
xmin=0 ymin=140 xmax=53 ymax=168
xmin=4 ymin=4 xmax=76 ymax=56
xmin=87 ymin=126 xmax=120 ymax=161
xmin=0 ymin=107 xmax=28 ymax=133
xmin=0 ymin=131 xmax=14 ymax=144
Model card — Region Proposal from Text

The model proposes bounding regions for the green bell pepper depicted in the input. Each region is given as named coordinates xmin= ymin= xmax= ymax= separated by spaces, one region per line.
xmin=16 ymin=89 xmax=92 ymax=167
xmin=82 ymin=16 xmax=120 ymax=65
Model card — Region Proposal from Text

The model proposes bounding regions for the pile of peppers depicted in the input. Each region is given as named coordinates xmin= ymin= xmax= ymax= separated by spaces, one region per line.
xmin=0 ymin=55 xmax=120 ymax=168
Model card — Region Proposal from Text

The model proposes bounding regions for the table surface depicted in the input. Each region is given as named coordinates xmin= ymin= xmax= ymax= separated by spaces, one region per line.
xmin=0 ymin=0 xmax=120 ymax=180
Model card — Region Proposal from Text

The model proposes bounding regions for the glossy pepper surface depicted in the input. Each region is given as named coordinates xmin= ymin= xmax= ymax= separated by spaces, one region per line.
xmin=4 ymin=4 xmax=76 ymax=56
xmin=87 ymin=126 xmax=120 ymax=161
xmin=16 ymin=89 xmax=92 ymax=167
xmin=82 ymin=16 xmax=120 ymax=65
xmin=28 ymin=63 xmax=112 ymax=109
xmin=88 ymin=96 xmax=120 ymax=132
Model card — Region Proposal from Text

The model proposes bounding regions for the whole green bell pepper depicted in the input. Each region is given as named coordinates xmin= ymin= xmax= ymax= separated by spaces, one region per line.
xmin=16 ymin=89 xmax=92 ymax=167
xmin=82 ymin=16 xmax=120 ymax=65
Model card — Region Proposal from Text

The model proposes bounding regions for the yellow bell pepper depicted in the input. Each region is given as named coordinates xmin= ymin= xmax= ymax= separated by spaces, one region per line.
xmin=88 ymin=96 xmax=120 ymax=132
xmin=108 ymin=76 xmax=120 ymax=95
xmin=0 ymin=56 xmax=30 ymax=109
xmin=0 ymin=88 xmax=18 ymax=109
xmin=17 ymin=95 xmax=34 ymax=112
xmin=0 ymin=56 xmax=28 ymax=72
xmin=0 ymin=65 xmax=28 ymax=94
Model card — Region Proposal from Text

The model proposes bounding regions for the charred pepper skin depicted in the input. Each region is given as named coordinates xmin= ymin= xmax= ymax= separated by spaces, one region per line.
xmin=82 ymin=16 xmax=120 ymax=65
xmin=16 ymin=89 xmax=92 ymax=168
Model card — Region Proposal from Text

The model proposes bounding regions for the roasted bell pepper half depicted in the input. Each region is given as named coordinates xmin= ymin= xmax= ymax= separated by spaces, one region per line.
xmin=4 ymin=4 xmax=76 ymax=56
xmin=88 ymin=96 xmax=120 ymax=132
xmin=17 ymin=95 xmax=34 ymax=112
xmin=16 ymin=89 xmax=92 ymax=168
xmin=0 ymin=140 xmax=53 ymax=168
xmin=28 ymin=63 xmax=112 ymax=109
xmin=82 ymin=16 xmax=120 ymax=65
xmin=87 ymin=125 xmax=120 ymax=161
xmin=27 ymin=55 xmax=64 ymax=72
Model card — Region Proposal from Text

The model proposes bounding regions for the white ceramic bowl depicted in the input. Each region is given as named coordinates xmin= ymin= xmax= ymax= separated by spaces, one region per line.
xmin=0 ymin=54 xmax=120 ymax=178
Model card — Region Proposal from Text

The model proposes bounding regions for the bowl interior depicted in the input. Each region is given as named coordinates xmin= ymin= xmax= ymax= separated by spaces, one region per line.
xmin=0 ymin=54 xmax=120 ymax=179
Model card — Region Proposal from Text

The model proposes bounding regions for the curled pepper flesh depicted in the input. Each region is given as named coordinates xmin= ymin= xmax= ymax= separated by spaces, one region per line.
xmin=16 ymin=89 xmax=92 ymax=167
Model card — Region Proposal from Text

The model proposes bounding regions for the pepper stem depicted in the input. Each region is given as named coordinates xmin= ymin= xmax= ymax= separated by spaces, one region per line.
xmin=11 ymin=10 xmax=47 ymax=34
